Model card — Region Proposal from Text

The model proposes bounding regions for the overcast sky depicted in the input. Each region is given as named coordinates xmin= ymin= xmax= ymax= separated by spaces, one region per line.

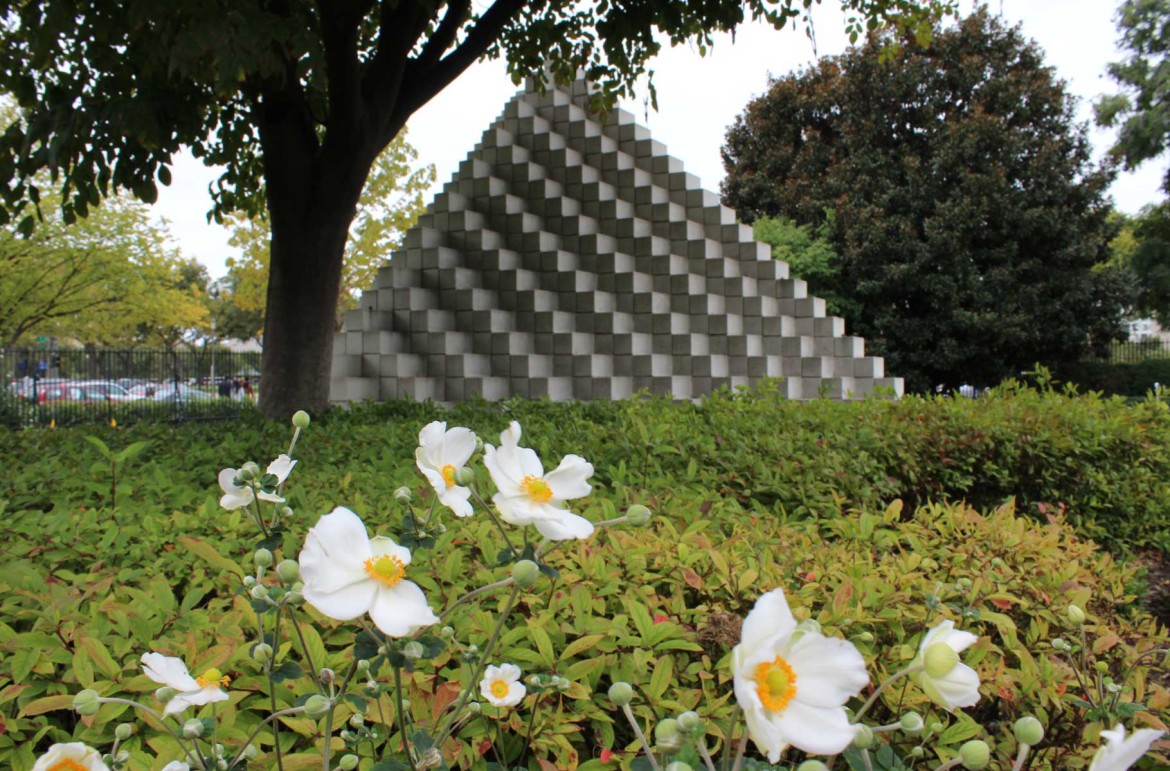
xmin=152 ymin=0 xmax=1164 ymax=280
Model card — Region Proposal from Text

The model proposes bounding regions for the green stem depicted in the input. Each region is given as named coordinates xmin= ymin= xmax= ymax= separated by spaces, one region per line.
xmin=227 ymin=706 xmax=308 ymax=767
xmin=1011 ymin=743 xmax=1031 ymax=771
xmin=933 ymin=759 xmax=963 ymax=771
xmin=441 ymin=577 xmax=515 ymax=620
xmin=619 ymin=703 xmax=660 ymax=771
xmin=289 ymin=611 xmax=325 ymax=691
xmin=393 ymin=663 xmax=419 ymax=771
xmin=470 ymin=488 xmax=518 ymax=554
xmin=695 ymin=736 xmax=718 ymax=771
xmin=1110 ymin=647 xmax=1170 ymax=712
xmin=322 ymin=700 xmax=336 ymax=771
xmin=730 ymin=730 xmax=748 ymax=771
xmin=852 ymin=665 xmax=918 ymax=724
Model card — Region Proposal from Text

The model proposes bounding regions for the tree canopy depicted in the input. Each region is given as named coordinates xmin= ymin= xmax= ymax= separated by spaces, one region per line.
xmin=0 ymin=0 xmax=955 ymax=416
xmin=721 ymin=9 xmax=1128 ymax=392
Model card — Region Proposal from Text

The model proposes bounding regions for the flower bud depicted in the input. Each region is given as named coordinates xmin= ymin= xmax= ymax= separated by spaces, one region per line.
xmin=474 ymin=436 xmax=485 ymax=453
xmin=853 ymin=631 xmax=874 ymax=643
xmin=155 ymin=686 xmax=177 ymax=704
xmin=956 ymin=577 xmax=972 ymax=589
xmin=1067 ymin=604 xmax=1086 ymax=625
xmin=512 ymin=559 xmax=541 ymax=589
xmin=241 ymin=462 xmax=261 ymax=480
xmin=276 ymin=559 xmax=300 ymax=583
xmin=398 ymin=698 xmax=411 ymax=711
xmin=320 ymin=668 xmax=335 ymax=685
xmin=114 ymin=722 xmax=133 ymax=741
xmin=900 ymin=711 xmax=924 ymax=736
xmin=608 ymin=681 xmax=634 ymax=706
xmin=797 ymin=762 xmax=830 ymax=771
xmin=440 ymin=626 xmax=455 ymax=639
xmin=72 ymin=689 xmax=102 ymax=716
xmin=626 ymin=504 xmax=652 ymax=525
xmin=910 ymin=746 xmax=925 ymax=759
xmin=1051 ymin=638 xmax=1067 ymax=651
xmin=356 ymin=659 xmax=371 ymax=673
xmin=676 ymin=711 xmax=703 ymax=734
xmin=115 ymin=750 xmax=131 ymax=763
xmin=467 ymin=701 xmax=481 ymax=714
xmin=183 ymin=719 xmax=205 ymax=738
xmin=243 ymin=575 xmax=257 ymax=587
xmin=394 ymin=486 xmax=412 ymax=504
xmin=253 ymin=548 xmax=274 ymax=568
xmin=349 ymin=713 xmax=365 ymax=728
xmin=281 ymin=505 xmax=294 ymax=518
xmin=339 ymin=730 xmax=355 ymax=742
xmin=250 ymin=585 xmax=269 ymax=600
xmin=292 ymin=410 xmax=311 ymax=429
xmin=664 ymin=763 xmax=695 ymax=771
xmin=403 ymin=641 xmax=425 ymax=660
xmin=1013 ymin=716 xmax=1044 ymax=746
xmin=654 ymin=718 xmax=685 ymax=754
xmin=242 ymin=745 xmax=258 ymax=760
xmin=454 ymin=466 xmax=476 ymax=486
xmin=1095 ymin=660 xmax=1109 ymax=673
xmin=337 ymin=754 xmax=358 ymax=770
xmin=924 ymin=643 xmax=960 ymax=678
xmin=959 ymin=739 xmax=991 ymax=769
xmin=303 ymin=694 xmax=331 ymax=719
xmin=852 ymin=724 xmax=875 ymax=749
xmin=251 ymin=643 xmax=273 ymax=663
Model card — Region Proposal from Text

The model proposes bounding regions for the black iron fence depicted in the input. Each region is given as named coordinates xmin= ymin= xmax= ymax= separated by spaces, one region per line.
xmin=1101 ymin=340 xmax=1170 ymax=364
xmin=1 ymin=347 xmax=264 ymax=428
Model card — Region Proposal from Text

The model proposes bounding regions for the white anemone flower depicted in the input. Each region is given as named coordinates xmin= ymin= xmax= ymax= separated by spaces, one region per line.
xmin=32 ymin=742 xmax=110 ymax=771
xmin=1089 ymin=724 xmax=1164 ymax=771
xmin=479 ymin=663 xmax=527 ymax=707
xmin=483 ymin=421 xmax=595 ymax=540
xmin=911 ymin=620 xmax=981 ymax=711
xmin=416 ymin=421 xmax=477 ymax=517
xmin=217 ymin=454 xmax=295 ymax=510
xmin=732 ymin=587 xmax=869 ymax=761
xmin=298 ymin=506 xmax=439 ymax=637
xmin=161 ymin=764 xmax=191 ymax=771
xmin=141 ymin=652 xmax=230 ymax=716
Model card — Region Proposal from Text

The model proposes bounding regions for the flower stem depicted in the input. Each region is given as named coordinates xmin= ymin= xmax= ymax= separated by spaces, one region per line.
xmin=393 ymin=662 xmax=419 ymax=771
xmin=852 ymin=665 xmax=918 ymax=724
xmin=322 ymin=698 xmax=336 ymax=771
xmin=730 ymin=730 xmax=749 ymax=771
xmin=441 ymin=577 xmax=515 ymax=620
xmin=933 ymin=759 xmax=963 ymax=771
xmin=227 ymin=706 xmax=307 ymax=767
xmin=695 ymin=735 xmax=718 ymax=771
xmin=619 ymin=703 xmax=660 ymax=771
xmin=470 ymin=487 xmax=518 ymax=554
xmin=1011 ymin=742 xmax=1032 ymax=771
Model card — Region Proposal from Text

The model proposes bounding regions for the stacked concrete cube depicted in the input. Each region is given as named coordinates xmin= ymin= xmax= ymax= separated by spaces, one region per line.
xmin=330 ymin=77 xmax=903 ymax=403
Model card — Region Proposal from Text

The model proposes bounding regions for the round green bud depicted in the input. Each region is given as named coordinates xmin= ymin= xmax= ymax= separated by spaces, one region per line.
xmin=959 ymin=739 xmax=991 ymax=770
xmin=654 ymin=718 xmax=685 ymax=753
xmin=900 ymin=711 xmax=925 ymax=736
xmin=467 ymin=701 xmax=481 ymax=714
xmin=852 ymin=724 xmax=875 ymax=749
xmin=1051 ymin=638 xmax=1067 ymax=650
xmin=1067 ymin=604 xmax=1086 ymax=625
xmin=512 ymin=559 xmax=541 ymax=589
xmin=276 ymin=559 xmax=300 ymax=583
xmin=114 ymin=722 xmax=133 ymax=741
xmin=664 ymin=763 xmax=695 ymax=771
xmin=398 ymin=698 xmax=410 ymax=711
xmin=797 ymin=762 xmax=830 ymax=771
xmin=242 ymin=745 xmax=258 ymax=760
xmin=281 ymin=505 xmax=294 ymax=518
xmin=292 ymin=410 xmax=311 ymax=429
xmin=853 ymin=631 xmax=874 ymax=643
xmin=440 ymin=626 xmax=455 ymax=639
xmin=72 ymin=689 xmax=102 ymax=716
xmin=454 ymin=466 xmax=476 ymax=486
xmin=1095 ymin=660 xmax=1109 ymax=673
xmin=910 ymin=746 xmax=925 ymax=759
xmin=115 ymin=750 xmax=131 ymax=764
xmin=1013 ymin=716 xmax=1045 ymax=746
xmin=303 ymin=694 xmax=331 ymax=720
xmin=403 ymin=641 xmax=425 ymax=661
xmin=795 ymin=618 xmax=822 ymax=636
xmin=320 ymin=667 xmax=336 ymax=684
xmin=676 ymin=710 xmax=703 ymax=734
xmin=929 ymin=722 xmax=944 ymax=734
xmin=251 ymin=643 xmax=273 ymax=663
xmin=182 ymin=718 xmax=205 ymax=738
xmin=924 ymin=643 xmax=960 ymax=678
xmin=349 ymin=713 xmax=365 ymax=728
xmin=243 ymin=575 xmax=257 ymax=587
xmin=253 ymin=548 xmax=274 ymax=568
xmin=356 ymin=659 xmax=371 ymax=673
xmin=339 ymin=730 xmax=356 ymax=742
xmin=155 ymin=686 xmax=177 ymax=704
xmin=626 ymin=504 xmax=652 ymax=525
xmin=956 ymin=577 xmax=972 ymax=589
xmin=608 ymin=681 xmax=635 ymax=706
xmin=337 ymin=755 xmax=359 ymax=771
xmin=241 ymin=462 xmax=261 ymax=480
xmin=250 ymin=585 xmax=269 ymax=600
xmin=393 ymin=486 xmax=412 ymax=503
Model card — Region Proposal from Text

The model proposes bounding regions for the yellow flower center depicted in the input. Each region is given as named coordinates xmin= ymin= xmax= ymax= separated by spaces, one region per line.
xmin=364 ymin=554 xmax=406 ymax=587
xmin=755 ymin=655 xmax=798 ymax=713
xmin=520 ymin=475 xmax=553 ymax=504
xmin=196 ymin=667 xmax=231 ymax=688
xmin=441 ymin=464 xmax=457 ymax=487
xmin=46 ymin=760 xmax=88 ymax=771
xmin=490 ymin=679 xmax=510 ymax=698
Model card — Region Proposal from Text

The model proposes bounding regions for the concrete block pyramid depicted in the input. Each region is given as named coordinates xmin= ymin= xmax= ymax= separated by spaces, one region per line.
xmin=330 ymin=77 xmax=903 ymax=403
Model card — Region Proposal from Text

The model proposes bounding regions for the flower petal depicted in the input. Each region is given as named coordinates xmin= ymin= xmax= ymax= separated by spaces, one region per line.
xmin=437 ymin=484 xmax=474 ymax=517
xmin=1091 ymin=725 xmax=1164 ymax=771
xmin=783 ymin=633 xmax=869 ymax=708
xmin=267 ymin=454 xmax=297 ymax=484
xmin=367 ymin=581 xmax=439 ymax=638
xmin=369 ymin=535 xmax=412 ymax=567
xmin=543 ymin=455 xmax=594 ymax=500
xmin=737 ymin=588 xmax=797 ymax=660
xmin=774 ymin=698 xmax=858 ymax=756
xmin=141 ymin=652 xmax=200 ymax=692
xmin=533 ymin=511 xmax=595 ymax=541
xmin=302 ymin=579 xmax=378 ymax=621
xmin=299 ymin=507 xmax=375 ymax=595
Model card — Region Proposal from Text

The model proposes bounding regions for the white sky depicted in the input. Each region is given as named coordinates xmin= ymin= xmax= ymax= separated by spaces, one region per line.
xmin=153 ymin=0 xmax=1165 ymax=280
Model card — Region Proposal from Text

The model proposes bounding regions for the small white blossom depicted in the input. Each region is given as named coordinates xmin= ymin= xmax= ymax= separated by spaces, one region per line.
xmin=217 ymin=454 xmax=294 ymax=510
xmin=32 ymin=743 xmax=110 ymax=771
xmin=1089 ymin=724 xmax=1164 ymax=771
xmin=416 ymin=422 xmax=477 ymax=517
xmin=480 ymin=663 xmax=526 ymax=707
xmin=141 ymin=652 xmax=230 ymax=716
xmin=911 ymin=620 xmax=981 ymax=711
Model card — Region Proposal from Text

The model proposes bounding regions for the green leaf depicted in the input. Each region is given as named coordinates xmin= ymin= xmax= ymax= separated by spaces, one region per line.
xmin=177 ymin=535 xmax=244 ymax=578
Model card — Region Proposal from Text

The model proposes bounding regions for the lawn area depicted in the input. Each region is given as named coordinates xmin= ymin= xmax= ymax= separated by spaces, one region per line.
xmin=3 ymin=383 xmax=1169 ymax=770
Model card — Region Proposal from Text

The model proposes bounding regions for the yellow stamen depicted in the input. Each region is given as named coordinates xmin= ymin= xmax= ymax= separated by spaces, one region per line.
xmin=364 ymin=554 xmax=407 ymax=587
xmin=196 ymin=667 xmax=231 ymax=688
xmin=520 ymin=475 xmax=553 ymax=504
xmin=441 ymin=464 xmax=457 ymax=487
xmin=490 ymin=679 xmax=510 ymax=698
xmin=754 ymin=656 xmax=798 ymax=713
xmin=46 ymin=760 xmax=88 ymax=771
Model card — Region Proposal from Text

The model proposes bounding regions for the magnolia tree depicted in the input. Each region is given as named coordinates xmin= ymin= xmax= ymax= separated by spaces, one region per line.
xmin=37 ymin=415 xmax=1167 ymax=771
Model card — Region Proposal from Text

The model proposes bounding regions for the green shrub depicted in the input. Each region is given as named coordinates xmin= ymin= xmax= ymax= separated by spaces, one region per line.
xmin=1054 ymin=358 xmax=1170 ymax=397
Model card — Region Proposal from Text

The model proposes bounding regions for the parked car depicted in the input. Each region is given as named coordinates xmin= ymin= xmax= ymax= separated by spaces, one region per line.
xmin=131 ymin=383 xmax=217 ymax=403
xmin=37 ymin=382 xmax=131 ymax=405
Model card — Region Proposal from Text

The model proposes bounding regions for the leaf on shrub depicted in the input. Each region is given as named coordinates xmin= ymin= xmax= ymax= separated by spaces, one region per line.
xmin=527 ymin=620 xmax=555 ymax=666
xmin=1093 ymin=632 xmax=1122 ymax=653
xmin=78 ymin=636 xmax=121 ymax=680
xmin=648 ymin=655 xmax=673 ymax=699
xmin=270 ymin=661 xmax=304 ymax=684
xmin=17 ymin=694 xmax=73 ymax=718
xmin=560 ymin=634 xmax=607 ymax=661
xmin=937 ymin=716 xmax=981 ymax=745
xmin=177 ymin=536 xmax=244 ymax=578
xmin=682 ymin=568 xmax=703 ymax=590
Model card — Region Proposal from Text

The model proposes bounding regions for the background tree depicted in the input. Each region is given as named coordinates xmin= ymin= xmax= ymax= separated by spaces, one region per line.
xmin=1116 ymin=203 xmax=1170 ymax=326
xmin=0 ymin=0 xmax=953 ymax=417
xmin=751 ymin=214 xmax=850 ymax=317
xmin=223 ymin=133 xmax=434 ymax=335
xmin=722 ymin=9 xmax=1128 ymax=391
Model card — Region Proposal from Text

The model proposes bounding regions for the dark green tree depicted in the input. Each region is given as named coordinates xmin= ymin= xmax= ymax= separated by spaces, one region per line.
xmin=1122 ymin=203 xmax=1170 ymax=325
xmin=721 ymin=9 xmax=1128 ymax=391
xmin=0 ymin=0 xmax=953 ymax=417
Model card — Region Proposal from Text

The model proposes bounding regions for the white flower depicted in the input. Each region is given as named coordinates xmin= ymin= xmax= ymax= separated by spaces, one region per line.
xmin=161 ymin=763 xmax=191 ymax=771
xmin=416 ymin=421 xmax=477 ymax=517
xmin=911 ymin=620 xmax=981 ymax=711
xmin=140 ymin=652 xmax=230 ymax=716
xmin=32 ymin=743 xmax=110 ymax=771
xmin=480 ymin=663 xmax=527 ymax=707
xmin=1089 ymin=724 xmax=1164 ymax=771
xmin=483 ymin=421 xmax=595 ymax=540
xmin=298 ymin=506 xmax=439 ymax=637
xmin=732 ymin=588 xmax=869 ymax=761
xmin=217 ymin=455 xmax=294 ymax=510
